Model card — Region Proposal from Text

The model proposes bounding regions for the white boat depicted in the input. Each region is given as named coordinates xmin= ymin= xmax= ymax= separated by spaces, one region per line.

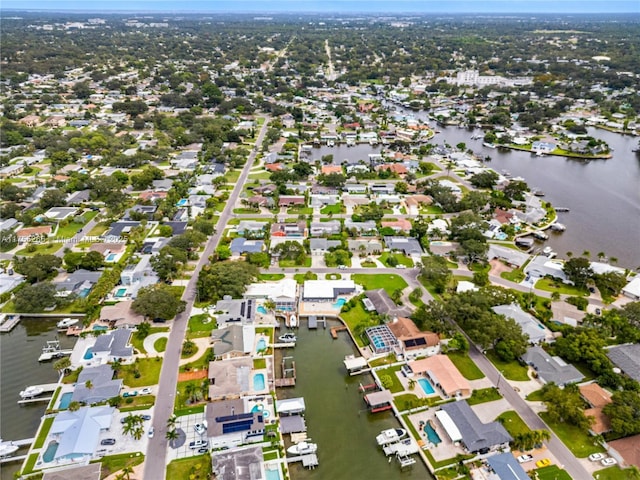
xmin=278 ymin=332 xmax=297 ymax=343
xmin=0 ymin=439 xmax=19 ymax=457
xmin=483 ymin=142 xmax=496 ymax=149
xmin=550 ymin=223 xmax=566 ymax=232
xmin=19 ymin=386 xmax=44 ymax=399
xmin=287 ymin=441 xmax=318 ymax=455
xmin=289 ymin=315 xmax=298 ymax=328
xmin=57 ymin=317 xmax=79 ymax=329
xmin=542 ymin=246 xmax=554 ymax=256
xmin=376 ymin=428 xmax=407 ymax=446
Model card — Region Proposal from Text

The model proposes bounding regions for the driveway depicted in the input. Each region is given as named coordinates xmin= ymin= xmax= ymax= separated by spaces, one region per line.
xmin=166 ymin=412 xmax=209 ymax=462
xmin=143 ymin=332 xmax=170 ymax=357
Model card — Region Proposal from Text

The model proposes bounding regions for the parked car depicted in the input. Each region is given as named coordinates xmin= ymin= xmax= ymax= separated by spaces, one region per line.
xmin=197 ymin=447 xmax=209 ymax=454
xmin=535 ymin=458 xmax=551 ymax=468
xmin=589 ymin=453 xmax=605 ymax=462
xmin=395 ymin=264 xmax=407 ymax=269
xmin=100 ymin=438 xmax=116 ymax=446
xmin=140 ymin=387 xmax=152 ymax=395
xmin=601 ymin=458 xmax=617 ymax=466
xmin=141 ymin=415 xmax=152 ymax=421
xmin=194 ymin=423 xmax=207 ymax=435
xmin=517 ymin=454 xmax=533 ymax=463
xmin=189 ymin=440 xmax=208 ymax=450
xmin=338 ymin=265 xmax=347 ymax=269
xmin=122 ymin=390 xmax=138 ymax=398
xmin=148 ymin=427 xmax=154 ymax=438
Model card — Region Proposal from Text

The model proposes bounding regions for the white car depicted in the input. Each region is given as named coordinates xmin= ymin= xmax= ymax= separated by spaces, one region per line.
xmin=194 ymin=423 xmax=207 ymax=435
xmin=148 ymin=427 xmax=154 ymax=438
xmin=140 ymin=387 xmax=153 ymax=395
xmin=395 ymin=264 xmax=406 ymax=269
xmin=516 ymin=454 xmax=533 ymax=463
xmin=601 ymin=458 xmax=617 ymax=466
xmin=588 ymin=453 xmax=605 ymax=462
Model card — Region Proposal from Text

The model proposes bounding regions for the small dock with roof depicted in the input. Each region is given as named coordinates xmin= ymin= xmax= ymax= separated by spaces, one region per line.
xmin=364 ymin=389 xmax=394 ymax=413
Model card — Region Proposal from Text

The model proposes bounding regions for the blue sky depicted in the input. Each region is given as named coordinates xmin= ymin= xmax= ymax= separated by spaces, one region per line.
xmin=2 ymin=1 xmax=639 ymax=13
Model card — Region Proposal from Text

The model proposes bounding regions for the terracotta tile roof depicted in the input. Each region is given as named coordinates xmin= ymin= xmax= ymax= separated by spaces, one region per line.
xmin=579 ymin=383 xmax=612 ymax=408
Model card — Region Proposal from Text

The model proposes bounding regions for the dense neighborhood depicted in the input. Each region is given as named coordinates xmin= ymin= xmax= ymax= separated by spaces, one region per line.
xmin=1 ymin=10 xmax=640 ymax=480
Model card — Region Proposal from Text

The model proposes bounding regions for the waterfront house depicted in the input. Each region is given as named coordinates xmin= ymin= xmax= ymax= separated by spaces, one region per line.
xmin=211 ymin=446 xmax=265 ymax=480
xmin=99 ymin=301 xmax=145 ymax=328
xmin=364 ymin=289 xmax=412 ymax=319
xmin=205 ymin=399 xmax=265 ymax=449
xmin=301 ymin=279 xmax=356 ymax=302
xmin=437 ymin=400 xmax=512 ymax=454
xmin=622 ymin=278 xmax=640 ymax=301
xmin=211 ymin=325 xmax=255 ymax=359
xmin=90 ymin=329 xmax=134 ymax=364
xmin=524 ymin=256 xmax=569 ymax=283
xmin=208 ymin=357 xmax=254 ymax=399
xmin=408 ymin=355 xmax=471 ymax=399
xmin=275 ymin=397 xmax=306 ymax=416
xmin=521 ymin=346 xmax=584 ymax=386
xmin=244 ymin=279 xmax=297 ymax=311
xmin=48 ymin=406 xmax=115 ymax=462
xmin=364 ymin=390 xmax=394 ymax=413
xmin=213 ymin=297 xmax=256 ymax=327
xmin=487 ymin=244 xmax=529 ymax=268
xmin=42 ymin=464 xmax=102 ymax=480
xmin=387 ymin=317 xmax=440 ymax=360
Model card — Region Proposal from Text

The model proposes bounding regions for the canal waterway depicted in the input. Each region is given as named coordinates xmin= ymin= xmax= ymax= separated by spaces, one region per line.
xmin=0 ymin=318 xmax=75 ymax=480
xmin=311 ymin=117 xmax=640 ymax=268
xmin=276 ymin=322 xmax=432 ymax=480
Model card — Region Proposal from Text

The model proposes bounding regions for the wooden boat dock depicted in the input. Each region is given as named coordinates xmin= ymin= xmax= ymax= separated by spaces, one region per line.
xmin=275 ymin=356 xmax=296 ymax=387
xmin=286 ymin=454 xmax=319 ymax=469
xmin=0 ymin=314 xmax=21 ymax=333
xmin=330 ymin=325 xmax=347 ymax=339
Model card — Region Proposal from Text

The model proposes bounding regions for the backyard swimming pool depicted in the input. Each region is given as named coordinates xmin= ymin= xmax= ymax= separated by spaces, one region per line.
xmin=106 ymin=253 xmax=117 ymax=262
xmin=424 ymin=422 xmax=442 ymax=445
xmin=257 ymin=305 xmax=268 ymax=315
xmin=58 ymin=392 xmax=73 ymax=409
xmin=176 ymin=198 xmax=188 ymax=206
xmin=265 ymin=467 xmax=281 ymax=480
xmin=253 ymin=373 xmax=266 ymax=391
xmin=418 ymin=378 xmax=435 ymax=395
xmin=371 ymin=335 xmax=387 ymax=350
xmin=78 ymin=287 xmax=91 ymax=298
xmin=332 ymin=298 xmax=347 ymax=309
xmin=42 ymin=441 xmax=59 ymax=463
xmin=83 ymin=348 xmax=94 ymax=360
xmin=251 ymin=403 xmax=270 ymax=418
xmin=256 ymin=338 xmax=267 ymax=353
xmin=115 ymin=288 xmax=127 ymax=297
xmin=93 ymin=325 xmax=108 ymax=331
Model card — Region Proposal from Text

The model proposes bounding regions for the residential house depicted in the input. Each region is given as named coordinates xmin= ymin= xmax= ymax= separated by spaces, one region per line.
xmin=344 ymin=220 xmax=377 ymax=235
xmin=244 ymin=195 xmax=273 ymax=208
xmin=48 ymin=406 xmax=115 ymax=462
xmin=208 ymin=357 xmax=254 ymax=399
xmin=44 ymin=207 xmax=79 ymax=221
xmin=301 ymin=280 xmax=356 ymax=302
xmin=384 ymin=236 xmax=423 ymax=256
xmin=486 ymin=453 xmax=529 ymax=480
xmin=230 ymin=238 xmax=265 ymax=255
xmin=622 ymin=278 xmax=640 ymax=301
xmin=370 ymin=183 xmax=395 ymax=195
xmin=211 ymin=325 xmax=255 ymax=359
xmin=106 ymin=221 xmax=141 ymax=238
xmin=310 ymin=220 xmax=341 ymax=236
xmin=120 ymin=255 xmax=157 ymax=289
xmin=437 ymin=400 xmax=512 ymax=454
xmin=270 ymin=222 xmax=306 ymax=238
xmin=525 ymin=256 xmax=568 ymax=283
xmin=321 ymin=165 xmax=343 ymax=175
xmin=244 ymin=279 xmax=297 ymax=311
xmin=309 ymin=238 xmax=341 ymax=255
xmin=409 ymin=355 xmax=472 ymax=399
xmin=550 ymin=301 xmax=586 ymax=327
xmin=364 ymin=289 xmax=412 ymax=319
xmin=99 ymin=301 xmax=145 ymax=328
xmin=211 ymin=446 xmax=265 ymax=480
xmin=71 ymin=365 xmax=122 ymax=405
xmin=42 ymin=464 xmax=102 ymax=480
xmin=237 ymin=221 xmax=268 ymax=238
xmin=487 ymin=244 xmax=529 ymax=268
xmin=278 ymin=195 xmax=306 ymax=207
xmin=16 ymin=225 xmax=52 ymax=244
xmin=492 ymin=304 xmax=552 ymax=344
xmin=606 ymin=344 xmax=640 ymax=382
xmin=344 ymin=183 xmax=368 ymax=194
xmin=521 ymin=346 xmax=584 ymax=386
xmin=213 ymin=297 xmax=256 ymax=327
xmin=152 ymin=179 xmax=173 ymax=191
xmin=381 ymin=219 xmax=412 ymax=233
xmin=348 ymin=238 xmax=383 ymax=256
xmin=310 ymin=194 xmax=339 ymax=208
xmin=90 ymin=329 xmax=134 ymax=364
xmin=579 ymin=383 xmax=612 ymax=435
xmin=123 ymin=205 xmax=156 ymax=221
xmin=55 ymin=269 xmax=102 ymax=298
xmin=205 ymin=399 xmax=266 ymax=449
xmin=376 ymin=163 xmax=408 ymax=176
xmin=387 ymin=317 xmax=440 ymax=360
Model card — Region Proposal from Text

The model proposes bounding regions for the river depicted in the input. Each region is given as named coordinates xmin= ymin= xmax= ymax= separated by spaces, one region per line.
xmin=314 ymin=116 xmax=640 ymax=269
xmin=276 ymin=323 xmax=432 ymax=480
xmin=0 ymin=319 xmax=76 ymax=480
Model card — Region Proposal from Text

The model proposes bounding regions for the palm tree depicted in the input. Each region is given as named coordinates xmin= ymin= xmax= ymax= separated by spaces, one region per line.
xmin=263 ymin=300 xmax=276 ymax=312
xmin=68 ymin=401 xmax=81 ymax=412
xmin=184 ymin=383 xmax=198 ymax=404
xmin=121 ymin=465 xmax=134 ymax=480
xmin=200 ymin=380 xmax=210 ymax=402
xmin=132 ymin=425 xmax=144 ymax=441
xmin=85 ymin=380 xmax=93 ymax=390
xmin=582 ymin=250 xmax=591 ymax=258
xmin=597 ymin=252 xmax=606 ymax=261
xmin=166 ymin=428 xmax=179 ymax=448
xmin=166 ymin=415 xmax=177 ymax=430
xmin=53 ymin=357 xmax=71 ymax=376
xmin=111 ymin=358 xmax=122 ymax=377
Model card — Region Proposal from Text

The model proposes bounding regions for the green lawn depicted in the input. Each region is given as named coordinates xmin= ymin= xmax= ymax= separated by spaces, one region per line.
xmin=248 ymin=171 xmax=272 ymax=180
xmin=258 ymin=273 xmax=285 ymax=281
xmin=535 ymin=465 xmax=572 ymax=480
xmin=526 ymin=389 xmax=545 ymax=402
xmin=294 ymin=272 xmax=317 ymax=284
xmin=394 ymin=393 xmax=433 ymax=411
xmin=233 ymin=208 xmax=261 ymax=214
xmin=33 ymin=416 xmax=54 ymax=449
xmin=540 ymin=412 xmax=605 ymax=458
xmin=340 ymin=302 xmax=371 ymax=347
xmin=175 ymin=380 xmax=208 ymax=411
xmin=130 ymin=327 xmax=169 ymax=354
xmin=286 ymin=207 xmax=313 ymax=214
xmin=420 ymin=205 xmax=444 ymax=214
xmin=485 ymin=350 xmax=530 ymax=381
xmin=94 ymin=452 xmax=145 ymax=479
xmin=351 ymin=273 xmax=408 ymax=297
xmin=14 ymin=241 xmax=61 ymax=257
xmin=593 ymin=466 xmax=640 ymax=480
xmin=379 ymin=252 xmax=414 ymax=268
xmin=118 ymin=357 xmax=163 ymax=388
xmin=166 ymin=455 xmax=212 ymax=480
xmin=154 ymin=337 xmax=167 ymax=352
xmin=361 ymin=260 xmax=377 ymax=268
xmin=501 ymin=268 xmax=526 ymax=283
xmin=187 ymin=313 xmax=217 ymax=339
xmin=496 ymin=411 xmax=531 ymax=437
xmin=447 ymin=352 xmax=485 ymax=380
xmin=467 ymin=387 xmax=502 ymax=406
xmin=253 ymin=358 xmax=267 ymax=369
xmin=320 ymin=204 xmax=344 ymax=214
xmin=376 ymin=365 xmax=404 ymax=393
xmin=22 ymin=453 xmax=39 ymax=475
xmin=279 ymin=257 xmax=312 ymax=268
xmin=535 ymin=277 xmax=588 ymax=296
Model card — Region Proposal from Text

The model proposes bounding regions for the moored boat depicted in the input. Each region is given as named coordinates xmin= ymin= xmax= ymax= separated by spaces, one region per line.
xmin=376 ymin=428 xmax=407 ymax=446
xmin=57 ymin=317 xmax=79 ymax=329
xmin=287 ymin=441 xmax=318 ymax=455
xmin=19 ymin=386 xmax=44 ymax=399
xmin=0 ymin=439 xmax=19 ymax=457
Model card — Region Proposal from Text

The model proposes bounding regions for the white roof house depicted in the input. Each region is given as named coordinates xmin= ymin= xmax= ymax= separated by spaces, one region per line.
xmin=49 ymin=406 xmax=115 ymax=461
xmin=622 ymin=278 xmax=640 ymax=301
xmin=244 ymin=279 xmax=297 ymax=302
xmin=302 ymin=280 xmax=356 ymax=301
xmin=435 ymin=410 xmax=462 ymax=443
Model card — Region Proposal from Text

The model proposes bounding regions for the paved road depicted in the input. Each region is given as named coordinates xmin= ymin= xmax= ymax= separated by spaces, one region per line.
xmin=467 ymin=344 xmax=589 ymax=480
xmin=143 ymin=117 xmax=271 ymax=480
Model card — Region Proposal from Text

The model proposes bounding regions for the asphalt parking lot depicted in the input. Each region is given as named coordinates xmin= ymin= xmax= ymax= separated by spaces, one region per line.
xmin=167 ymin=411 xmax=210 ymax=461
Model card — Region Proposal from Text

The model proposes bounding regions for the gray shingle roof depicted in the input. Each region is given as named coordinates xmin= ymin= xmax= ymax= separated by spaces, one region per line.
xmin=521 ymin=346 xmax=584 ymax=386
xmin=606 ymin=344 xmax=640 ymax=382
xmin=440 ymin=400 xmax=512 ymax=453
xmin=92 ymin=329 xmax=133 ymax=358
xmin=72 ymin=365 xmax=122 ymax=404
xmin=487 ymin=453 xmax=529 ymax=480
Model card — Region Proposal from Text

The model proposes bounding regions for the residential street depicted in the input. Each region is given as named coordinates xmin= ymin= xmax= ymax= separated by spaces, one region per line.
xmin=143 ymin=117 xmax=270 ymax=480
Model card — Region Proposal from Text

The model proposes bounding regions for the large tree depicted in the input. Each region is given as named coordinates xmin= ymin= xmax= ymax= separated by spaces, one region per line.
xmin=13 ymin=282 xmax=58 ymax=312
xmin=14 ymin=254 xmax=62 ymax=283
xmin=563 ymin=257 xmax=593 ymax=288
xmin=604 ymin=390 xmax=640 ymax=437
xmin=132 ymin=284 xmax=186 ymax=321
xmin=197 ymin=261 xmax=259 ymax=302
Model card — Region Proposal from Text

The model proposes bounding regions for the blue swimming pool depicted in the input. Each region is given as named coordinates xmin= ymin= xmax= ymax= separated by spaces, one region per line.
xmin=372 ymin=335 xmax=387 ymax=350
xmin=176 ymin=198 xmax=187 ymax=206
xmin=59 ymin=392 xmax=73 ymax=409
xmin=256 ymin=338 xmax=267 ymax=353
xmin=78 ymin=287 xmax=91 ymax=298
xmin=253 ymin=373 xmax=266 ymax=391
xmin=93 ymin=325 xmax=108 ymax=331
xmin=42 ymin=441 xmax=59 ymax=463
xmin=251 ymin=404 xmax=270 ymax=418
xmin=115 ymin=288 xmax=127 ymax=297
xmin=257 ymin=305 xmax=268 ymax=315
xmin=265 ymin=467 xmax=281 ymax=480
xmin=83 ymin=348 xmax=94 ymax=360
xmin=418 ymin=378 xmax=435 ymax=395
xmin=106 ymin=253 xmax=117 ymax=262
xmin=333 ymin=298 xmax=347 ymax=309
xmin=424 ymin=422 xmax=442 ymax=445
